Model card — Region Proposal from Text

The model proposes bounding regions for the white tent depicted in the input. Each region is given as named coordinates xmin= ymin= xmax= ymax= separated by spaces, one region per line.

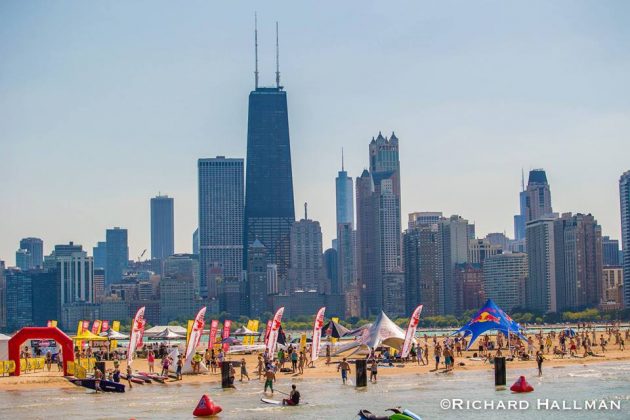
xmin=0 ymin=333 xmax=11 ymax=360
xmin=333 ymin=311 xmax=406 ymax=355
xmin=144 ymin=325 xmax=187 ymax=338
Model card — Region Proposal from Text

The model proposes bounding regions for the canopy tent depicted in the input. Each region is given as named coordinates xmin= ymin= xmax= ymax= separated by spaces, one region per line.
xmin=71 ymin=330 xmax=108 ymax=342
xmin=221 ymin=337 xmax=242 ymax=346
xmin=333 ymin=311 xmax=406 ymax=356
xmin=321 ymin=320 xmax=350 ymax=338
xmin=562 ymin=328 xmax=576 ymax=337
xmin=151 ymin=327 xmax=185 ymax=340
xmin=232 ymin=326 xmax=261 ymax=337
xmin=144 ymin=325 xmax=187 ymax=338
xmin=0 ymin=333 xmax=10 ymax=360
xmin=99 ymin=329 xmax=129 ymax=340
xmin=453 ymin=299 xmax=527 ymax=349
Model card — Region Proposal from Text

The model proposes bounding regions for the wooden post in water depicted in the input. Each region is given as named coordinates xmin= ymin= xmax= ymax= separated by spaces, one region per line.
xmin=494 ymin=356 xmax=506 ymax=386
xmin=355 ymin=359 xmax=367 ymax=387
xmin=221 ymin=361 xmax=232 ymax=388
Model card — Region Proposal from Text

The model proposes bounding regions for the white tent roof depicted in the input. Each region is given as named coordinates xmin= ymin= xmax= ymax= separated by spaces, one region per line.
xmin=232 ymin=326 xmax=260 ymax=336
xmin=334 ymin=311 xmax=406 ymax=355
xmin=144 ymin=325 xmax=187 ymax=338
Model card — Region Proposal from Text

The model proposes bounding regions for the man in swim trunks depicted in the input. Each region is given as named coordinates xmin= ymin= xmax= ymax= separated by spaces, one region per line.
xmin=264 ymin=368 xmax=276 ymax=394
xmin=282 ymin=384 xmax=300 ymax=406
xmin=337 ymin=358 xmax=351 ymax=384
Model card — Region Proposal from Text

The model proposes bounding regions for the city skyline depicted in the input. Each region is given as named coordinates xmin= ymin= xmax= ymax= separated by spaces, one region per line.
xmin=2 ymin=1 xmax=630 ymax=263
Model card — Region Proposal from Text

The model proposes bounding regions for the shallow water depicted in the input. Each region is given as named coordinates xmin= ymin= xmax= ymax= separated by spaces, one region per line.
xmin=2 ymin=362 xmax=629 ymax=419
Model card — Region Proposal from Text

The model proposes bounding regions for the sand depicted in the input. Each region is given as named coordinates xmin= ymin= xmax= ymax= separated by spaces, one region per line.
xmin=1 ymin=334 xmax=628 ymax=392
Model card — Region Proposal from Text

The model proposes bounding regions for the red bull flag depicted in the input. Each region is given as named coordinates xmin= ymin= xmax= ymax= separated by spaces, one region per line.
xmin=266 ymin=307 xmax=285 ymax=354
xmin=222 ymin=320 xmax=232 ymax=352
xmin=208 ymin=319 xmax=219 ymax=350
xmin=453 ymin=299 xmax=526 ymax=349
xmin=101 ymin=320 xmax=110 ymax=332
xmin=127 ymin=306 xmax=146 ymax=366
xmin=264 ymin=320 xmax=272 ymax=346
xmin=401 ymin=304 xmax=423 ymax=358
xmin=185 ymin=307 xmax=207 ymax=364
xmin=311 ymin=307 xmax=326 ymax=362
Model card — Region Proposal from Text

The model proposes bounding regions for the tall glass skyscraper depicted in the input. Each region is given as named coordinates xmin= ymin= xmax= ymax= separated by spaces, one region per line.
xmin=335 ymin=155 xmax=354 ymax=227
xmin=525 ymin=169 xmax=553 ymax=223
xmin=150 ymin=195 xmax=175 ymax=260
xmin=198 ymin=157 xmax=244 ymax=299
xmin=243 ymin=86 xmax=295 ymax=293
xmin=620 ymin=170 xmax=630 ymax=307
xmin=19 ymin=237 xmax=43 ymax=268
xmin=105 ymin=227 xmax=128 ymax=286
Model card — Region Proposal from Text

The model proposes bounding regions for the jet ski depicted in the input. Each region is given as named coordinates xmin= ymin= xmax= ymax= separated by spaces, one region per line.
xmin=358 ymin=408 xmax=421 ymax=420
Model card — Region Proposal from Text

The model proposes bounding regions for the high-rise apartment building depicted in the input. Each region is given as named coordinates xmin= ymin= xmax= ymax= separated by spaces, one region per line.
xmin=525 ymin=169 xmax=553 ymax=223
xmin=468 ymin=238 xmax=502 ymax=265
xmin=5 ymin=268 xmax=33 ymax=331
xmin=336 ymin=223 xmax=354 ymax=295
xmin=620 ymin=171 xmax=630 ymax=307
xmin=602 ymin=266 xmax=624 ymax=309
xmin=198 ymin=157 xmax=244 ymax=298
xmin=356 ymin=170 xmax=380 ymax=316
xmin=19 ymin=237 xmax=43 ymax=268
xmin=554 ymin=213 xmax=603 ymax=310
xmin=288 ymin=215 xmax=326 ymax=293
xmin=526 ymin=217 xmax=558 ymax=313
xmin=58 ymin=251 xmax=94 ymax=306
xmin=483 ymin=253 xmax=528 ymax=311
xmin=408 ymin=212 xmax=442 ymax=230
xmin=602 ymin=236 xmax=621 ymax=266
xmin=105 ymin=228 xmax=128 ymax=286
xmin=150 ymin=195 xmax=174 ymax=260
xmin=440 ymin=215 xmax=470 ymax=315
xmin=93 ymin=241 xmax=107 ymax=270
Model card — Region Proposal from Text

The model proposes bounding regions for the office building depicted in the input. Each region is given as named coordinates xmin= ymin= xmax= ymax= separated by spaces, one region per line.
xmin=324 ymin=248 xmax=339 ymax=294
xmin=192 ymin=228 xmax=199 ymax=255
xmin=602 ymin=236 xmax=621 ymax=266
xmin=440 ymin=215 xmax=470 ymax=315
xmin=601 ymin=266 xmax=624 ymax=310
xmin=150 ymin=195 xmax=175 ymax=260
xmin=160 ymin=255 xmax=198 ymax=324
xmin=163 ymin=254 xmax=199 ymax=296
xmin=198 ymin=157 xmax=244 ymax=298
xmin=0 ymin=261 xmax=6 ymax=331
xmin=525 ymin=169 xmax=553 ymax=222
xmin=336 ymin=223 xmax=355 ymax=294
xmin=93 ymin=241 xmax=107 ymax=270
xmin=622 ymin=171 xmax=630 ymax=307
xmin=526 ymin=217 xmax=558 ymax=313
xmin=105 ymin=228 xmax=128 ymax=286
xmin=554 ymin=213 xmax=603 ymax=310
xmin=408 ymin=212 xmax=442 ymax=230
xmin=289 ymin=214 xmax=326 ymax=293
xmin=5 ymin=268 xmax=33 ymax=332
xmin=15 ymin=249 xmax=33 ymax=271
xmin=19 ymin=237 xmax=43 ymax=268
xmin=31 ymin=269 xmax=61 ymax=327
xmin=453 ymin=263 xmax=484 ymax=314
xmin=247 ymin=240 xmax=268 ymax=318
xmin=58 ymin=251 xmax=94 ymax=306
xmin=93 ymin=268 xmax=105 ymax=302
xmin=468 ymin=238 xmax=502 ymax=265
xmin=483 ymin=253 xmax=528 ymax=311
xmin=514 ymin=171 xmax=527 ymax=240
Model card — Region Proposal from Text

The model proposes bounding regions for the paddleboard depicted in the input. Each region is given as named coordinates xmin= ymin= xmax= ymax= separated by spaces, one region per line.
xmin=261 ymin=398 xmax=283 ymax=405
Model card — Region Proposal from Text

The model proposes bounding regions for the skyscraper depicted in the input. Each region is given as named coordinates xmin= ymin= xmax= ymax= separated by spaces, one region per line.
xmin=5 ymin=268 xmax=33 ymax=331
xmin=15 ymin=249 xmax=32 ymax=271
xmin=324 ymin=248 xmax=339 ymax=294
xmin=356 ymin=169 xmax=380 ymax=316
xmin=619 ymin=170 xmax=630 ymax=307
xmin=198 ymin=157 xmax=244 ymax=298
xmin=288 ymin=211 xmax=326 ymax=293
xmin=247 ymin=240 xmax=268 ymax=318
xmin=554 ymin=213 xmax=603 ymax=310
xmin=336 ymin=152 xmax=354 ymax=226
xmin=602 ymin=236 xmax=621 ymax=266
xmin=526 ymin=217 xmax=558 ymax=313
xmin=483 ymin=253 xmax=528 ymax=311
xmin=19 ymin=237 xmax=43 ymax=268
xmin=105 ymin=227 xmax=129 ymax=286
xmin=336 ymin=223 xmax=355 ymax=294
xmin=525 ymin=169 xmax=553 ymax=222
xmin=150 ymin=195 xmax=175 ymax=260
xmin=93 ymin=241 xmax=107 ymax=270
xmin=243 ymin=23 xmax=295 ymax=295
xmin=58 ymin=250 xmax=94 ymax=306
xmin=439 ymin=215 xmax=470 ymax=315
xmin=513 ymin=171 xmax=527 ymax=240
xmin=0 ymin=260 xmax=6 ymax=331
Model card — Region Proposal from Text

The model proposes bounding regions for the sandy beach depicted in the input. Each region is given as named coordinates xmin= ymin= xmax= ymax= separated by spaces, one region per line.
xmin=2 ymin=336 xmax=628 ymax=392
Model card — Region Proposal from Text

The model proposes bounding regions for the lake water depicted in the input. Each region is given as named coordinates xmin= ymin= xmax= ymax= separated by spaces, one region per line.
xmin=2 ymin=362 xmax=629 ymax=419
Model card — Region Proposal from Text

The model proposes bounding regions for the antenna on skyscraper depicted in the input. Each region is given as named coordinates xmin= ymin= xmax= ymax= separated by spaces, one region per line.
xmin=521 ymin=168 xmax=525 ymax=191
xmin=304 ymin=202 xmax=308 ymax=220
xmin=341 ymin=147 xmax=345 ymax=171
xmin=275 ymin=21 xmax=280 ymax=88
xmin=254 ymin=12 xmax=259 ymax=89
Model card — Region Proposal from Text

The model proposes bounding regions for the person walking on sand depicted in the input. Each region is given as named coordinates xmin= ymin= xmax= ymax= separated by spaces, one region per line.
xmin=94 ymin=368 xmax=103 ymax=393
xmin=126 ymin=364 xmax=134 ymax=389
xmin=147 ymin=350 xmax=155 ymax=373
xmin=434 ymin=344 xmax=442 ymax=371
xmin=264 ymin=368 xmax=276 ymax=394
xmin=337 ymin=358 xmax=351 ymax=384
xmin=257 ymin=354 xmax=264 ymax=379
xmin=298 ymin=351 xmax=306 ymax=374
xmin=536 ymin=350 xmax=544 ymax=377
xmin=176 ymin=355 xmax=183 ymax=380
xmin=370 ymin=359 xmax=378 ymax=383
xmin=326 ymin=344 xmax=331 ymax=365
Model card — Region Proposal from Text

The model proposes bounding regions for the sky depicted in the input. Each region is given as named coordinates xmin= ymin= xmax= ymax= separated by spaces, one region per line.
xmin=1 ymin=0 xmax=630 ymax=263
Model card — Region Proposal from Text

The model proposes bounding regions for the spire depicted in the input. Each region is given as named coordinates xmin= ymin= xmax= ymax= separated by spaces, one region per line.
xmin=304 ymin=202 xmax=308 ymax=220
xmin=254 ymin=12 xmax=259 ymax=89
xmin=275 ymin=21 xmax=280 ymax=88
xmin=521 ymin=168 xmax=525 ymax=191
xmin=341 ymin=147 xmax=345 ymax=171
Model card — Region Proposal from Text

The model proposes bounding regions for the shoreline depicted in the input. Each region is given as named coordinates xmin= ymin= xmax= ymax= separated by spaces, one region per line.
xmin=2 ymin=348 xmax=628 ymax=392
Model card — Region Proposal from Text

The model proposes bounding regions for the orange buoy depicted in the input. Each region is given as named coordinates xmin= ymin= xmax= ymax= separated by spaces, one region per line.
xmin=193 ymin=394 xmax=223 ymax=417
xmin=510 ymin=376 xmax=534 ymax=393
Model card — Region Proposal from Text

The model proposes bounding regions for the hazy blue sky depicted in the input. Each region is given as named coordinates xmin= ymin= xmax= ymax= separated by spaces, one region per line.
xmin=1 ymin=1 xmax=629 ymax=263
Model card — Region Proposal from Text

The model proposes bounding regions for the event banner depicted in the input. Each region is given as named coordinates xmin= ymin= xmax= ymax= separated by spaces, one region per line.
xmin=311 ymin=306 xmax=326 ymax=361
xmin=401 ymin=304 xmax=423 ymax=358
xmin=222 ymin=319 xmax=232 ymax=352
xmin=266 ymin=307 xmax=285 ymax=354
xmin=264 ymin=320 xmax=272 ymax=346
xmin=186 ymin=320 xmax=194 ymax=348
xmin=127 ymin=306 xmax=146 ymax=366
xmin=91 ymin=320 xmax=102 ymax=335
xmin=135 ymin=317 xmax=146 ymax=347
xmin=208 ymin=319 xmax=219 ymax=350
xmin=101 ymin=320 xmax=110 ymax=332
xmin=185 ymin=307 xmax=207 ymax=363
xmin=110 ymin=320 xmax=120 ymax=352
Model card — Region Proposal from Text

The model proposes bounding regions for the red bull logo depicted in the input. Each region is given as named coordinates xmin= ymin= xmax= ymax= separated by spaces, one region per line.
xmin=471 ymin=311 xmax=501 ymax=324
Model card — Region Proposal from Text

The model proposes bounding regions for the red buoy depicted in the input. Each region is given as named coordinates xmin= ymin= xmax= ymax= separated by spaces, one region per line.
xmin=510 ymin=376 xmax=534 ymax=393
xmin=193 ymin=394 xmax=223 ymax=417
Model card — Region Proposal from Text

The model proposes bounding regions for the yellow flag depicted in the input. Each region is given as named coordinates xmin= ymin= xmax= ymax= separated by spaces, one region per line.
xmin=110 ymin=320 xmax=120 ymax=352
xmin=186 ymin=320 xmax=194 ymax=348
xmin=300 ymin=333 xmax=307 ymax=352
xmin=76 ymin=320 xmax=84 ymax=350
xmin=331 ymin=317 xmax=339 ymax=344
xmin=251 ymin=320 xmax=260 ymax=344
xmin=51 ymin=320 xmax=58 ymax=328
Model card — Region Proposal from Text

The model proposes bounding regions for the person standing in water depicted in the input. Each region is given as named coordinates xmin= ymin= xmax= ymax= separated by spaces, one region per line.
xmin=126 ymin=364 xmax=134 ymax=389
xmin=337 ymin=358 xmax=351 ymax=384
xmin=240 ymin=358 xmax=250 ymax=382
xmin=369 ymin=359 xmax=378 ymax=383
xmin=264 ymin=367 xmax=276 ymax=394
xmin=536 ymin=350 xmax=544 ymax=377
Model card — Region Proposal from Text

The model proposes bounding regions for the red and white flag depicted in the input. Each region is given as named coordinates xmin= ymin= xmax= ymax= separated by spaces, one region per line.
xmin=311 ymin=307 xmax=326 ymax=362
xmin=127 ymin=306 xmax=146 ymax=366
xmin=264 ymin=320 xmax=272 ymax=346
xmin=401 ymin=304 xmax=423 ymax=358
xmin=266 ymin=307 xmax=285 ymax=354
xmin=101 ymin=320 xmax=110 ymax=332
xmin=208 ymin=319 xmax=219 ymax=350
xmin=185 ymin=307 xmax=207 ymax=362
xmin=222 ymin=320 xmax=232 ymax=352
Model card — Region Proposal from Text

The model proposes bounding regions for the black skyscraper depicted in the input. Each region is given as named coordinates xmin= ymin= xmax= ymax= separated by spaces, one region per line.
xmin=243 ymin=21 xmax=295 ymax=294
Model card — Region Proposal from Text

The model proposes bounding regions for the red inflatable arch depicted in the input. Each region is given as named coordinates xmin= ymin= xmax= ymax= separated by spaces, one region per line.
xmin=8 ymin=327 xmax=75 ymax=376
